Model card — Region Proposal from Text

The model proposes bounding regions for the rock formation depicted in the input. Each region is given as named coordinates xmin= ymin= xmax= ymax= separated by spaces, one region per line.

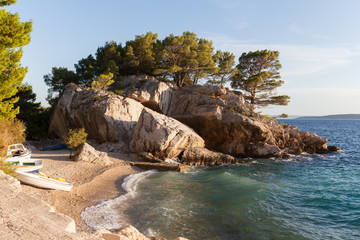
xmin=123 ymin=77 xmax=339 ymax=158
xmin=74 ymin=142 xmax=112 ymax=165
xmin=129 ymin=108 xmax=205 ymax=159
xmin=49 ymin=85 xmax=144 ymax=152
xmin=182 ymin=147 xmax=237 ymax=166
xmin=49 ymin=77 xmax=340 ymax=166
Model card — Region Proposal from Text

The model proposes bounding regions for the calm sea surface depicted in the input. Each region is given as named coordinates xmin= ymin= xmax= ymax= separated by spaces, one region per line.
xmin=82 ymin=120 xmax=360 ymax=240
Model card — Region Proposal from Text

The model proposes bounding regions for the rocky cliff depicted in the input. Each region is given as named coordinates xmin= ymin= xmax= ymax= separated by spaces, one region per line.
xmin=49 ymin=76 xmax=340 ymax=166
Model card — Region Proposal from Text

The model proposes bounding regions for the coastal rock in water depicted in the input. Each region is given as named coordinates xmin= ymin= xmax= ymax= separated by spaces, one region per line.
xmin=73 ymin=142 xmax=112 ymax=165
xmin=129 ymin=108 xmax=205 ymax=159
xmin=182 ymin=147 xmax=237 ymax=166
xmin=282 ymin=124 xmax=330 ymax=154
xmin=245 ymin=143 xmax=282 ymax=158
xmin=327 ymin=145 xmax=341 ymax=152
xmin=49 ymin=85 xmax=144 ymax=150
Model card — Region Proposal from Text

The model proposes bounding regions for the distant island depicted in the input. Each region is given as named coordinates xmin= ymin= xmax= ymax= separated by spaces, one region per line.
xmin=296 ymin=114 xmax=360 ymax=120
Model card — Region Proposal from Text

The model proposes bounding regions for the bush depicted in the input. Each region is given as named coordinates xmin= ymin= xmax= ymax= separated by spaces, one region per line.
xmin=0 ymin=119 xmax=25 ymax=176
xmin=0 ymin=158 xmax=16 ymax=177
xmin=63 ymin=128 xmax=87 ymax=158
xmin=0 ymin=119 xmax=25 ymax=157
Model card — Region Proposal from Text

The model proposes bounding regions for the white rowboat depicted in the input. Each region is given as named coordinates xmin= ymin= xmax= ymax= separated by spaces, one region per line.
xmin=15 ymin=171 xmax=73 ymax=191
xmin=5 ymin=158 xmax=43 ymax=173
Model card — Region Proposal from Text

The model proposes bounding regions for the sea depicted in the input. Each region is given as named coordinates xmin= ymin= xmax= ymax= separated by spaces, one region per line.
xmin=81 ymin=120 xmax=360 ymax=240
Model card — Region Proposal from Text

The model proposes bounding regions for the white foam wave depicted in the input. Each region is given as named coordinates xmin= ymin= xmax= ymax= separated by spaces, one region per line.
xmin=81 ymin=170 xmax=157 ymax=230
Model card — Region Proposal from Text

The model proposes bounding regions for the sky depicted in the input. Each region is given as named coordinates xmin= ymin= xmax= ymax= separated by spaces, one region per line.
xmin=5 ymin=0 xmax=360 ymax=116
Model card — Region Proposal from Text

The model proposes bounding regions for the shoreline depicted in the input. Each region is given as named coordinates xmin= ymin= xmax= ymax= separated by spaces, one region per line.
xmin=22 ymin=148 xmax=142 ymax=233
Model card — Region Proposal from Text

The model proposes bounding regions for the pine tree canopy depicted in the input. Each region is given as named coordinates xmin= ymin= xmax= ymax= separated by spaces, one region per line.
xmin=231 ymin=50 xmax=290 ymax=110
xmin=0 ymin=2 xmax=32 ymax=119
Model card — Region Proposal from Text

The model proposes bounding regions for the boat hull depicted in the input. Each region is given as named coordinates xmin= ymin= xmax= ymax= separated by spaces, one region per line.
xmin=6 ymin=158 xmax=43 ymax=173
xmin=15 ymin=171 xmax=73 ymax=191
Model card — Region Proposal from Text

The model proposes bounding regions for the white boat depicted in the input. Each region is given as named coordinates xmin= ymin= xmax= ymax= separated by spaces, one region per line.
xmin=7 ymin=143 xmax=32 ymax=158
xmin=15 ymin=171 xmax=73 ymax=191
xmin=5 ymin=157 xmax=43 ymax=173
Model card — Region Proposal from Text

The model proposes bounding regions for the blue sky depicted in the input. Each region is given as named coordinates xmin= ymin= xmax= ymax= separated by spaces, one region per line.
xmin=6 ymin=0 xmax=360 ymax=116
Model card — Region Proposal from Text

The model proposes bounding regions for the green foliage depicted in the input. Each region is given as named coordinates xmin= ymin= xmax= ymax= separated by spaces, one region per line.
xmin=263 ymin=114 xmax=278 ymax=123
xmin=91 ymin=72 xmax=114 ymax=91
xmin=113 ymin=89 xmax=125 ymax=95
xmin=208 ymin=50 xmax=237 ymax=86
xmin=44 ymin=67 xmax=79 ymax=106
xmin=231 ymin=50 xmax=290 ymax=110
xmin=63 ymin=128 xmax=87 ymax=157
xmin=154 ymin=31 xmax=215 ymax=86
xmin=123 ymin=32 xmax=158 ymax=75
xmin=14 ymin=83 xmax=40 ymax=120
xmin=0 ymin=3 xmax=32 ymax=119
xmin=0 ymin=0 xmax=17 ymax=7
xmin=0 ymin=158 xmax=16 ymax=177
xmin=0 ymin=118 xmax=25 ymax=157
xmin=279 ymin=113 xmax=289 ymax=118
xmin=13 ymin=83 xmax=50 ymax=139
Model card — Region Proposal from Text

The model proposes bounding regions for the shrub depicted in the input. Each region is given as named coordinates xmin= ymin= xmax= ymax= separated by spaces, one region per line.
xmin=0 ymin=119 xmax=25 ymax=176
xmin=63 ymin=128 xmax=87 ymax=158
xmin=0 ymin=119 xmax=25 ymax=157
xmin=0 ymin=158 xmax=16 ymax=177
xmin=91 ymin=73 xmax=114 ymax=91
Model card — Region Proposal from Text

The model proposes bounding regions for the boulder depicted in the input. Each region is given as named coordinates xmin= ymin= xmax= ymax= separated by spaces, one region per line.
xmin=123 ymin=75 xmax=175 ymax=114
xmin=49 ymin=85 xmax=144 ymax=151
xmin=129 ymin=108 xmax=205 ymax=159
xmin=245 ymin=143 xmax=282 ymax=158
xmin=116 ymin=225 xmax=149 ymax=240
xmin=327 ymin=145 xmax=341 ymax=152
xmin=181 ymin=147 xmax=237 ymax=166
xmin=73 ymin=143 xmax=112 ymax=165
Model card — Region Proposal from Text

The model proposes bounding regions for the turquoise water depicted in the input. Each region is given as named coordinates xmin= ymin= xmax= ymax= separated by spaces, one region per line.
xmin=82 ymin=120 xmax=360 ymax=239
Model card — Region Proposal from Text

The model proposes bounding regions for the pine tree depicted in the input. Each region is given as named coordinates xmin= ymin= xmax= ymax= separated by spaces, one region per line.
xmin=154 ymin=32 xmax=215 ymax=87
xmin=231 ymin=50 xmax=290 ymax=110
xmin=208 ymin=50 xmax=237 ymax=86
xmin=0 ymin=0 xmax=32 ymax=119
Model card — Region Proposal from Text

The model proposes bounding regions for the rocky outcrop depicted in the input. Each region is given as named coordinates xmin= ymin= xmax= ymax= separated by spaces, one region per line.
xmin=123 ymin=75 xmax=175 ymax=114
xmin=73 ymin=142 xmax=112 ymax=165
xmin=159 ymin=84 xmax=337 ymax=157
xmin=49 ymin=85 xmax=144 ymax=151
xmin=182 ymin=147 xmax=237 ymax=166
xmin=50 ymin=79 xmax=339 ymax=162
xmin=129 ymin=108 xmax=205 ymax=159
xmin=0 ymin=171 xmax=97 ymax=240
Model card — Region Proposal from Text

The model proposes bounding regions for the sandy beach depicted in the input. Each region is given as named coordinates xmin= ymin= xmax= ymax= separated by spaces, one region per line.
xmin=21 ymin=148 xmax=142 ymax=233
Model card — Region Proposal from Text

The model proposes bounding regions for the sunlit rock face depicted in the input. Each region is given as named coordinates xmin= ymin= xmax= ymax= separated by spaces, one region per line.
xmin=50 ymin=79 xmax=339 ymax=162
